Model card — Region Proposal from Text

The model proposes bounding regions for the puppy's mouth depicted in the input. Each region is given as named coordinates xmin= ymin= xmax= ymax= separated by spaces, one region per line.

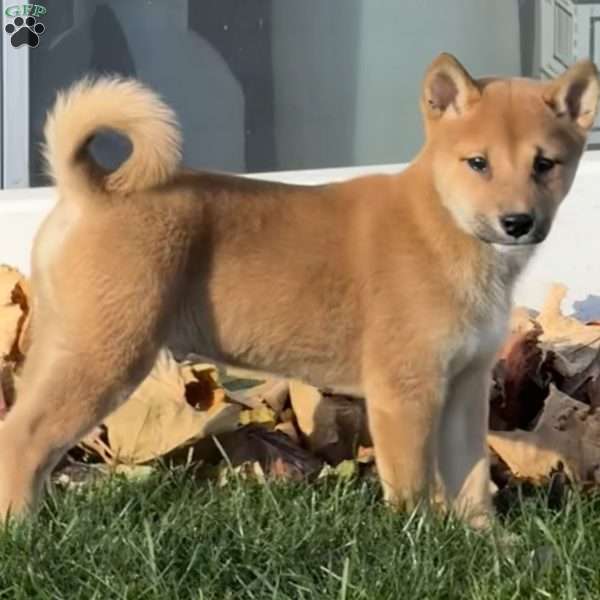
xmin=476 ymin=232 xmax=547 ymax=246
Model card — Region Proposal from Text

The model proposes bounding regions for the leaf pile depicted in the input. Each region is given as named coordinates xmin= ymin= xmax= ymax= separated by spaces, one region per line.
xmin=489 ymin=283 xmax=600 ymax=493
xmin=1 ymin=266 xmax=600 ymax=502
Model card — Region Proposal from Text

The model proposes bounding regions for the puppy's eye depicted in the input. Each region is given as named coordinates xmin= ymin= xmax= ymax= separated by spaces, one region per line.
xmin=533 ymin=156 xmax=556 ymax=175
xmin=466 ymin=156 xmax=488 ymax=173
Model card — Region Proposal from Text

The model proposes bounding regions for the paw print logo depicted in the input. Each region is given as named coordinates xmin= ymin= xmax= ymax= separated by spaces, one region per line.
xmin=5 ymin=16 xmax=45 ymax=48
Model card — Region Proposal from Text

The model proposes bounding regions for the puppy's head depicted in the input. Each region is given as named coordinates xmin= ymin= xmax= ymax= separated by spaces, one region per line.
xmin=421 ymin=53 xmax=599 ymax=246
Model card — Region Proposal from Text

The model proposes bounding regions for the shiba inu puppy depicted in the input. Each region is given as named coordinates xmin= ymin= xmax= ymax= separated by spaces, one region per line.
xmin=0 ymin=53 xmax=597 ymax=527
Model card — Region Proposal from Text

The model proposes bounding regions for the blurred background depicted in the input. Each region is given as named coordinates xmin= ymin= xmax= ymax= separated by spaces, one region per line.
xmin=1 ymin=0 xmax=597 ymax=187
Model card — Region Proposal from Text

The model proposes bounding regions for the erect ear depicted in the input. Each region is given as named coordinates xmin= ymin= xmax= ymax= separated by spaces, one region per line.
xmin=543 ymin=59 xmax=600 ymax=131
xmin=421 ymin=53 xmax=481 ymax=119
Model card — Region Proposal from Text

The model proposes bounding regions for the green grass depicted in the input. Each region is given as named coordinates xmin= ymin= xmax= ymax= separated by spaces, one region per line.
xmin=1 ymin=470 xmax=600 ymax=599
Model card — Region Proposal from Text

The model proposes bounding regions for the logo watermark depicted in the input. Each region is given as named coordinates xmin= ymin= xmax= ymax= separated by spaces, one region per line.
xmin=4 ymin=4 xmax=46 ymax=48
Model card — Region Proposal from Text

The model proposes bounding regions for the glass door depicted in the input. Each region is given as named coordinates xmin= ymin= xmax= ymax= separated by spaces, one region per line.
xmin=1 ymin=0 xmax=541 ymax=190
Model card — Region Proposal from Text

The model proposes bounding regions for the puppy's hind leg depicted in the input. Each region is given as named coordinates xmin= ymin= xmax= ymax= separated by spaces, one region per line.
xmin=0 ymin=299 xmax=165 ymax=522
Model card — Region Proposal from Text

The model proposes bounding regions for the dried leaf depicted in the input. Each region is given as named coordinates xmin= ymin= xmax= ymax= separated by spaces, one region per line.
xmin=114 ymin=464 xmax=155 ymax=481
xmin=560 ymin=356 xmax=600 ymax=404
xmin=318 ymin=460 xmax=358 ymax=480
xmin=491 ymin=327 xmax=549 ymax=430
xmin=181 ymin=363 xmax=222 ymax=410
xmin=289 ymin=380 xmax=370 ymax=464
xmin=538 ymin=284 xmax=600 ymax=378
xmin=274 ymin=420 xmax=300 ymax=445
xmin=334 ymin=459 xmax=358 ymax=479
xmin=239 ymin=405 xmax=277 ymax=428
xmin=103 ymin=349 xmax=240 ymax=464
xmin=0 ymin=361 xmax=18 ymax=419
xmin=280 ymin=408 xmax=295 ymax=423
xmin=289 ymin=380 xmax=334 ymax=445
xmin=11 ymin=277 xmax=31 ymax=360
xmin=214 ymin=425 xmax=323 ymax=480
xmin=252 ymin=380 xmax=289 ymax=414
xmin=227 ymin=379 xmax=289 ymax=414
xmin=0 ymin=266 xmax=28 ymax=362
xmin=488 ymin=385 xmax=600 ymax=483
xmin=509 ymin=306 xmax=539 ymax=336
xmin=166 ymin=424 xmax=323 ymax=481
xmin=79 ymin=426 xmax=113 ymax=464
xmin=217 ymin=461 xmax=267 ymax=487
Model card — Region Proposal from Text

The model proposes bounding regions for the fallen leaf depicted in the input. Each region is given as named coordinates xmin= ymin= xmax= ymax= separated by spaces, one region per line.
xmin=588 ymin=376 xmax=600 ymax=408
xmin=0 ymin=266 xmax=27 ymax=362
xmin=509 ymin=306 xmax=539 ymax=336
xmin=280 ymin=408 xmax=295 ymax=422
xmin=538 ymin=284 xmax=600 ymax=379
xmin=227 ymin=379 xmax=289 ymax=415
xmin=253 ymin=380 xmax=289 ymax=414
xmin=289 ymin=380 xmax=370 ymax=464
xmin=289 ymin=380 xmax=335 ymax=447
xmin=334 ymin=459 xmax=358 ymax=479
xmin=560 ymin=356 xmax=600 ymax=405
xmin=216 ymin=425 xmax=323 ymax=480
xmin=317 ymin=460 xmax=358 ymax=480
xmin=0 ymin=361 xmax=17 ymax=419
xmin=103 ymin=349 xmax=240 ymax=464
xmin=79 ymin=426 xmax=114 ymax=464
xmin=239 ymin=405 xmax=277 ymax=428
xmin=491 ymin=326 xmax=549 ymax=430
xmin=217 ymin=461 xmax=267 ymax=487
xmin=488 ymin=385 xmax=600 ymax=483
xmin=11 ymin=277 xmax=31 ymax=361
xmin=165 ymin=424 xmax=323 ymax=481
xmin=181 ymin=363 xmax=222 ymax=411
xmin=114 ymin=464 xmax=155 ymax=481
xmin=274 ymin=420 xmax=300 ymax=445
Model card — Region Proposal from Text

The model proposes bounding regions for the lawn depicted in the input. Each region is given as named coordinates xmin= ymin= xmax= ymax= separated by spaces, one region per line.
xmin=1 ymin=470 xmax=600 ymax=599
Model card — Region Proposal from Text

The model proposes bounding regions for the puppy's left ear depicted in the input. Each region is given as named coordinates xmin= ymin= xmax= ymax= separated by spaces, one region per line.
xmin=544 ymin=59 xmax=600 ymax=131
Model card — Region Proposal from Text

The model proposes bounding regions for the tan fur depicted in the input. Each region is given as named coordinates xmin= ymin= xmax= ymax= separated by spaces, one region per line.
xmin=1 ymin=54 xmax=598 ymax=526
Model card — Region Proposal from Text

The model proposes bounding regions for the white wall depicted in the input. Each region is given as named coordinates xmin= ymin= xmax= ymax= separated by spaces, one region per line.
xmin=1 ymin=153 xmax=600 ymax=319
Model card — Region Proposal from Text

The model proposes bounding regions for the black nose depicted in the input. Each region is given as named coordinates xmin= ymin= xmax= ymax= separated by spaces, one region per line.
xmin=499 ymin=213 xmax=534 ymax=238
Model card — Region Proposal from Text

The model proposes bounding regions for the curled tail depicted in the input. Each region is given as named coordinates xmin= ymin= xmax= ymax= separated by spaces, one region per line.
xmin=43 ymin=77 xmax=182 ymax=196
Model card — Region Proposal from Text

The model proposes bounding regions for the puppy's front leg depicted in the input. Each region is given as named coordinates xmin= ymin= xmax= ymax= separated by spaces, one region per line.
xmin=364 ymin=365 xmax=445 ymax=511
xmin=438 ymin=360 xmax=493 ymax=528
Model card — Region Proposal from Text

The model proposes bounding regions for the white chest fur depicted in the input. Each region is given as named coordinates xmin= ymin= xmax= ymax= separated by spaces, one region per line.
xmin=451 ymin=245 xmax=533 ymax=374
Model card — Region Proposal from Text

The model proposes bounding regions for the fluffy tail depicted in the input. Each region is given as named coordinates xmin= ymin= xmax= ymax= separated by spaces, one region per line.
xmin=43 ymin=77 xmax=182 ymax=196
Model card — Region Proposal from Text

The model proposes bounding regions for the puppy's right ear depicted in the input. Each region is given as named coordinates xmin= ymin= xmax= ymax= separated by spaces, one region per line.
xmin=421 ymin=53 xmax=481 ymax=120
